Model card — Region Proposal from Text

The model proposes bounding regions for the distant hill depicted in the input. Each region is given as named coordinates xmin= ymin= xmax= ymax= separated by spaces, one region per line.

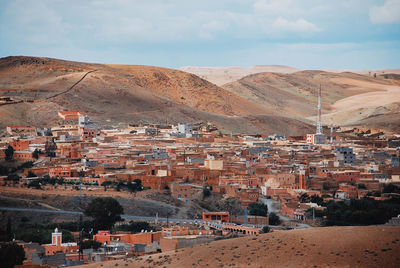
xmin=222 ymin=70 xmax=400 ymax=131
xmin=0 ymin=56 xmax=313 ymax=135
xmin=181 ymin=65 xmax=400 ymax=86
xmin=84 ymin=225 xmax=400 ymax=268
xmin=180 ymin=65 xmax=299 ymax=86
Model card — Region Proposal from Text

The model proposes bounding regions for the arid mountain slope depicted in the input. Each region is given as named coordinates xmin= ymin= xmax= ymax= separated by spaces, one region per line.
xmin=182 ymin=65 xmax=400 ymax=86
xmin=83 ymin=226 xmax=400 ymax=268
xmin=0 ymin=56 xmax=313 ymax=135
xmin=180 ymin=65 xmax=299 ymax=85
xmin=223 ymin=71 xmax=400 ymax=131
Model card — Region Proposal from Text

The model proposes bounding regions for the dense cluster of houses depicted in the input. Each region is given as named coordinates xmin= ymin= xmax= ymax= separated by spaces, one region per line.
xmin=2 ymin=111 xmax=400 ymax=266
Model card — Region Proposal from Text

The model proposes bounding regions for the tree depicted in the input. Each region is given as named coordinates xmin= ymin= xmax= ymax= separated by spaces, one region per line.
xmin=383 ymin=184 xmax=400 ymax=194
xmin=299 ymin=193 xmax=309 ymax=203
xmin=5 ymin=145 xmax=14 ymax=161
xmin=27 ymin=171 xmax=37 ymax=178
xmin=261 ymin=226 xmax=271 ymax=233
xmin=0 ymin=242 xmax=25 ymax=268
xmin=28 ymin=180 xmax=41 ymax=189
xmin=357 ymin=183 xmax=366 ymax=189
xmin=79 ymin=239 xmax=101 ymax=250
xmin=32 ymin=149 xmax=40 ymax=159
xmin=127 ymin=179 xmax=143 ymax=193
xmin=133 ymin=179 xmax=143 ymax=191
xmin=268 ymin=212 xmax=281 ymax=225
xmin=202 ymin=187 xmax=211 ymax=199
xmin=84 ymin=197 xmax=124 ymax=230
xmin=248 ymin=202 xmax=268 ymax=217
xmin=215 ymin=197 xmax=243 ymax=216
xmin=45 ymin=139 xmax=57 ymax=156
xmin=116 ymin=221 xmax=152 ymax=233
xmin=0 ymin=165 xmax=9 ymax=176
xmin=6 ymin=174 xmax=20 ymax=182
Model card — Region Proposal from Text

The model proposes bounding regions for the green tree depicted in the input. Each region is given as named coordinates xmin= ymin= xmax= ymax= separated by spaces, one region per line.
xmin=45 ymin=139 xmax=57 ymax=156
xmin=383 ymin=184 xmax=400 ymax=194
xmin=116 ymin=221 xmax=152 ymax=233
xmin=6 ymin=174 xmax=20 ymax=182
xmin=202 ymin=187 xmax=211 ymax=199
xmin=268 ymin=212 xmax=281 ymax=225
xmin=84 ymin=197 xmax=124 ymax=230
xmin=80 ymin=239 xmax=101 ymax=250
xmin=261 ymin=226 xmax=271 ymax=233
xmin=27 ymin=171 xmax=37 ymax=178
xmin=32 ymin=149 xmax=40 ymax=159
xmin=248 ymin=202 xmax=268 ymax=217
xmin=5 ymin=145 xmax=14 ymax=161
xmin=0 ymin=242 xmax=25 ymax=268
xmin=0 ymin=165 xmax=9 ymax=176
xmin=357 ymin=183 xmax=366 ymax=189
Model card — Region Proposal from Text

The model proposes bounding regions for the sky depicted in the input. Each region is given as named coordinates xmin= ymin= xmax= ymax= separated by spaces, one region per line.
xmin=0 ymin=0 xmax=399 ymax=69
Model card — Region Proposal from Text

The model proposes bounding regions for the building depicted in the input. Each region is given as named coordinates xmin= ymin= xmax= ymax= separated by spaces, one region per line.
xmin=44 ymin=228 xmax=79 ymax=255
xmin=49 ymin=166 xmax=72 ymax=177
xmin=93 ymin=230 xmax=162 ymax=247
xmin=58 ymin=111 xmax=82 ymax=120
xmin=6 ymin=126 xmax=36 ymax=136
xmin=202 ymin=212 xmax=230 ymax=222
xmin=9 ymin=139 xmax=30 ymax=151
xmin=204 ymin=159 xmax=223 ymax=170
xmin=170 ymin=183 xmax=201 ymax=200
xmin=334 ymin=147 xmax=355 ymax=165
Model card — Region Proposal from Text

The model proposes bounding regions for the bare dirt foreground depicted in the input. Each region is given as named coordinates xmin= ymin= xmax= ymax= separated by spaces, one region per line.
xmin=81 ymin=226 xmax=400 ymax=268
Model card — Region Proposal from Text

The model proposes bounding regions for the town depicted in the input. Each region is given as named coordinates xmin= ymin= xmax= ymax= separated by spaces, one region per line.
xmin=1 ymin=110 xmax=400 ymax=267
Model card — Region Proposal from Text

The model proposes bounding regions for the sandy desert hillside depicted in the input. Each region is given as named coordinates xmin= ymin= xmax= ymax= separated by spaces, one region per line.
xmin=180 ymin=65 xmax=400 ymax=86
xmin=82 ymin=226 xmax=400 ymax=268
xmin=0 ymin=56 xmax=313 ymax=135
xmin=222 ymin=71 xmax=400 ymax=131
xmin=180 ymin=65 xmax=299 ymax=86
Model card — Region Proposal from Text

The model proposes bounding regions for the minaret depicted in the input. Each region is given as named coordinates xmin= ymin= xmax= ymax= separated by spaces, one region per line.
xmin=52 ymin=228 xmax=62 ymax=246
xmin=316 ymin=85 xmax=322 ymax=135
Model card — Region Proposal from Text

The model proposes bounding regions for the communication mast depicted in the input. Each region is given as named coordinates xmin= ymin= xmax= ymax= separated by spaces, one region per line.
xmin=316 ymin=85 xmax=322 ymax=135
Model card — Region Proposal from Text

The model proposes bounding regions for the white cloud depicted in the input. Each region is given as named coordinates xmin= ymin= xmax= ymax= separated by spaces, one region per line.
xmin=272 ymin=17 xmax=321 ymax=34
xmin=369 ymin=0 xmax=400 ymax=24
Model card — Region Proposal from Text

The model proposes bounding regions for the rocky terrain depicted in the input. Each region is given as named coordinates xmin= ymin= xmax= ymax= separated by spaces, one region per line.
xmin=180 ymin=65 xmax=299 ymax=86
xmin=1 ymin=56 xmax=399 ymax=134
xmin=0 ymin=56 xmax=312 ymax=135
xmin=83 ymin=225 xmax=400 ymax=268
xmin=222 ymin=71 xmax=400 ymax=132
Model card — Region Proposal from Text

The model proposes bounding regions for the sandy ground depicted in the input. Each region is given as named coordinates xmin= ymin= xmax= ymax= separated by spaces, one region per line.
xmin=330 ymin=79 xmax=400 ymax=112
xmin=79 ymin=225 xmax=400 ymax=268
xmin=309 ymin=78 xmax=400 ymax=127
xmin=180 ymin=66 xmax=299 ymax=85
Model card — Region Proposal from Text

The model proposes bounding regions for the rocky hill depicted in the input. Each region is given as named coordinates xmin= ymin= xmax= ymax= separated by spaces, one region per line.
xmin=0 ymin=56 xmax=313 ymax=135
xmin=222 ymin=71 xmax=400 ymax=131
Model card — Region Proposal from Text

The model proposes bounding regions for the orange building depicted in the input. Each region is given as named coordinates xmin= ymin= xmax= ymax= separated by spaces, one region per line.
xmin=202 ymin=212 xmax=230 ymax=222
xmin=44 ymin=228 xmax=79 ymax=255
xmin=93 ymin=230 xmax=162 ymax=246
xmin=162 ymin=226 xmax=215 ymax=236
xmin=6 ymin=126 xmax=36 ymax=136
xmin=49 ymin=166 xmax=72 ymax=177
xmin=58 ymin=111 xmax=82 ymax=120
xmin=13 ymin=151 xmax=33 ymax=160
xmin=9 ymin=139 xmax=30 ymax=151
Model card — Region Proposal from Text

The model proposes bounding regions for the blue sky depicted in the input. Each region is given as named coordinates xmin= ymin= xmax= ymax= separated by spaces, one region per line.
xmin=0 ymin=0 xmax=399 ymax=69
